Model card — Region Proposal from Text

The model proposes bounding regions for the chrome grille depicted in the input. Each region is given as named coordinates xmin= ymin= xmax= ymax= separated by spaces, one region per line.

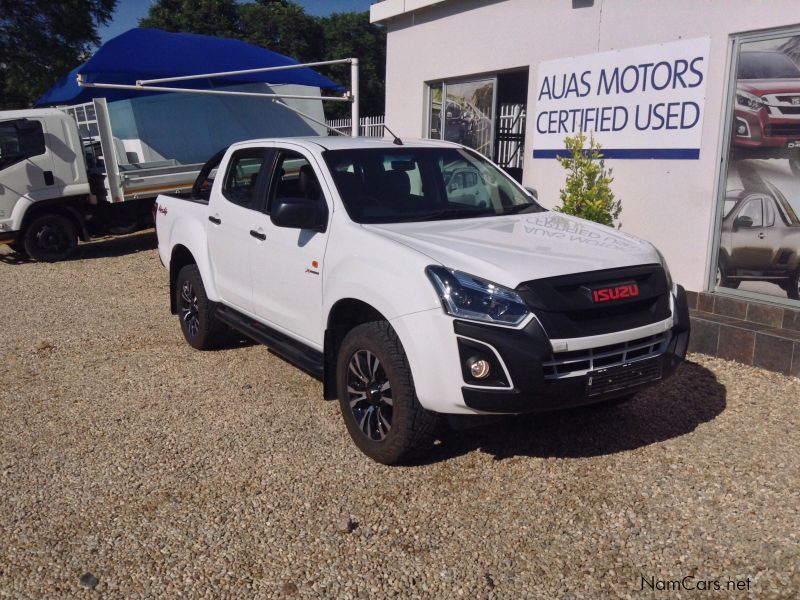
xmin=543 ymin=332 xmax=670 ymax=380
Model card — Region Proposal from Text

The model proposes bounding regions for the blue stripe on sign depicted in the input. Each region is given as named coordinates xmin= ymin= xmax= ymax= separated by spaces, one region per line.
xmin=533 ymin=148 xmax=700 ymax=160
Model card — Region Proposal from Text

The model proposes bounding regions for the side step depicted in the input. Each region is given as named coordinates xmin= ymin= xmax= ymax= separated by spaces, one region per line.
xmin=215 ymin=305 xmax=324 ymax=380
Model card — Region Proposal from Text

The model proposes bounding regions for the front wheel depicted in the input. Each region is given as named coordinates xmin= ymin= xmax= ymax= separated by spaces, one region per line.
xmin=23 ymin=214 xmax=78 ymax=262
xmin=715 ymin=263 xmax=739 ymax=290
xmin=337 ymin=321 xmax=439 ymax=465
xmin=174 ymin=264 xmax=228 ymax=349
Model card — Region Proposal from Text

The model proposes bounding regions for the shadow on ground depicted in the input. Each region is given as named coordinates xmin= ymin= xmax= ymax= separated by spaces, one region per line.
xmin=426 ymin=360 xmax=726 ymax=463
xmin=73 ymin=230 xmax=158 ymax=260
xmin=0 ymin=230 xmax=157 ymax=265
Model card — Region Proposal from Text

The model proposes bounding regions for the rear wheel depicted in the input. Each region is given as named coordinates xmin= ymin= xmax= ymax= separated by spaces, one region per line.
xmin=337 ymin=321 xmax=438 ymax=464
xmin=23 ymin=214 xmax=78 ymax=262
xmin=175 ymin=264 xmax=228 ymax=349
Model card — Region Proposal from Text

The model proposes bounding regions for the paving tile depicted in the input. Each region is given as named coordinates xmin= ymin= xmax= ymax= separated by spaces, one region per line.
xmin=760 ymin=327 xmax=800 ymax=342
xmin=782 ymin=308 xmax=800 ymax=332
xmin=697 ymin=292 xmax=715 ymax=313
xmin=717 ymin=326 xmax=755 ymax=365
xmin=688 ymin=317 xmax=719 ymax=356
xmin=714 ymin=295 xmax=748 ymax=320
xmin=746 ymin=302 xmax=784 ymax=328
xmin=753 ymin=333 xmax=793 ymax=375
xmin=685 ymin=290 xmax=698 ymax=310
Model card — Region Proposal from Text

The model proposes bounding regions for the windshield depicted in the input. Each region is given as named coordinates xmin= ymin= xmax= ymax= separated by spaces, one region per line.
xmin=737 ymin=52 xmax=800 ymax=79
xmin=323 ymin=147 xmax=543 ymax=224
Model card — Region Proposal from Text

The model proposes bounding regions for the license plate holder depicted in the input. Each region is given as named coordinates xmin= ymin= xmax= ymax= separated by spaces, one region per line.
xmin=586 ymin=358 xmax=663 ymax=397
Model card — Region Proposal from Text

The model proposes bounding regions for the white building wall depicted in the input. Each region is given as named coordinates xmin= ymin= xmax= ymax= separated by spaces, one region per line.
xmin=378 ymin=0 xmax=800 ymax=292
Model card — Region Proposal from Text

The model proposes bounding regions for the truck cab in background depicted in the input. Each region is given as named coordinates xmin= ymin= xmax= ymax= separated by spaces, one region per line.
xmin=0 ymin=109 xmax=94 ymax=260
xmin=0 ymin=102 xmax=200 ymax=261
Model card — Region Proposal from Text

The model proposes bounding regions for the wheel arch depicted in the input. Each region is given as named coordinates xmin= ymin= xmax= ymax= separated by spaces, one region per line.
xmin=323 ymin=298 xmax=389 ymax=400
xmin=19 ymin=197 xmax=90 ymax=242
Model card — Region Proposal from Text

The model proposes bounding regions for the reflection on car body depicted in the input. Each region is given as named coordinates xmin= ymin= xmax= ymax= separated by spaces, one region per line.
xmin=733 ymin=51 xmax=800 ymax=174
xmin=718 ymin=179 xmax=800 ymax=298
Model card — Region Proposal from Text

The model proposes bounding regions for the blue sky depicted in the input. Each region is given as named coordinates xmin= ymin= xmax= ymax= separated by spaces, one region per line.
xmin=98 ymin=0 xmax=376 ymax=43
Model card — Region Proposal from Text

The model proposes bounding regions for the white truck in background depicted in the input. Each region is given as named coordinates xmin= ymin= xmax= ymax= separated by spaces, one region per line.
xmin=0 ymin=99 xmax=210 ymax=261
xmin=0 ymin=84 xmax=330 ymax=262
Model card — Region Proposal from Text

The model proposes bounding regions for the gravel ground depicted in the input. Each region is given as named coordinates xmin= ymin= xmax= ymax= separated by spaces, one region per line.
xmin=0 ymin=231 xmax=798 ymax=599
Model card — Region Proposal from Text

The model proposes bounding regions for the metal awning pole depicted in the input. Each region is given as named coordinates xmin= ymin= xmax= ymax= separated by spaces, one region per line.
xmin=350 ymin=58 xmax=359 ymax=137
xmin=78 ymin=81 xmax=350 ymax=102
xmin=137 ymin=58 xmax=355 ymax=86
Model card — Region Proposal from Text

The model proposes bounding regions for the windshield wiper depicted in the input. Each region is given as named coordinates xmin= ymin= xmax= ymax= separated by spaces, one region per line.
xmin=500 ymin=202 xmax=540 ymax=215
xmin=392 ymin=207 xmax=489 ymax=223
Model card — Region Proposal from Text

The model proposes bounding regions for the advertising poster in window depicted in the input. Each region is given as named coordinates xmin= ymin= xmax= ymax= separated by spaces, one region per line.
xmin=716 ymin=35 xmax=800 ymax=302
xmin=428 ymin=78 xmax=495 ymax=157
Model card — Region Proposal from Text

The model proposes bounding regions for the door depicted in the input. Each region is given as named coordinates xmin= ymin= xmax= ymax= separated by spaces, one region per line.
xmin=0 ymin=118 xmax=54 ymax=226
xmin=250 ymin=147 xmax=330 ymax=347
xmin=729 ymin=194 xmax=775 ymax=269
xmin=206 ymin=147 xmax=271 ymax=313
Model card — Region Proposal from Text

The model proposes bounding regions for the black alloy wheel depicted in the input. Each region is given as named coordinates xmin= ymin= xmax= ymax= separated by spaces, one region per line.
xmin=174 ymin=264 xmax=228 ymax=350
xmin=346 ymin=349 xmax=394 ymax=441
xmin=180 ymin=279 xmax=200 ymax=338
xmin=336 ymin=321 xmax=439 ymax=464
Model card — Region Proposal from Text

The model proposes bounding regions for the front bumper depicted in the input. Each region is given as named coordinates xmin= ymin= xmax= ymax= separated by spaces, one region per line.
xmin=392 ymin=285 xmax=690 ymax=416
xmin=733 ymin=109 xmax=800 ymax=150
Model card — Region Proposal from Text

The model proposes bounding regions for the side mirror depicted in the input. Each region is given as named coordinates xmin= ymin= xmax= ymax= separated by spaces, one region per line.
xmin=524 ymin=186 xmax=538 ymax=200
xmin=271 ymin=197 xmax=327 ymax=231
xmin=734 ymin=215 xmax=754 ymax=230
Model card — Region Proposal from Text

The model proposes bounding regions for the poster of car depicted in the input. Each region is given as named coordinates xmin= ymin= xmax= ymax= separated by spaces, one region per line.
xmin=716 ymin=35 xmax=800 ymax=301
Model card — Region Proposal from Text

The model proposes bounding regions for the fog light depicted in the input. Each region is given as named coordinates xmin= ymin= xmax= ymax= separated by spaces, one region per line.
xmin=737 ymin=124 xmax=747 ymax=135
xmin=468 ymin=357 xmax=491 ymax=379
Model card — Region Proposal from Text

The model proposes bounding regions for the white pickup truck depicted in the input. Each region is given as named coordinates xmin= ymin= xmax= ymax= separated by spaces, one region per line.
xmin=155 ymin=137 xmax=690 ymax=464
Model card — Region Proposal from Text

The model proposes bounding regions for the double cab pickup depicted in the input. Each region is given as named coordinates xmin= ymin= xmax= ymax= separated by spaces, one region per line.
xmin=155 ymin=137 xmax=690 ymax=464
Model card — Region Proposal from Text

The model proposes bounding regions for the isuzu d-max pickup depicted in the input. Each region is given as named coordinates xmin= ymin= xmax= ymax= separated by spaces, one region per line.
xmin=155 ymin=137 xmax=690 ymax=464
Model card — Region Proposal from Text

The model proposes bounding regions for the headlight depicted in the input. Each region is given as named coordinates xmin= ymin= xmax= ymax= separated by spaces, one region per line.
xmin=736 ymin=91 xmax=764 ymax=112
xmin=655 ymin=248 xmax=673 ymax=289
xmin=425 ymin=266 xmax=529 ymax=326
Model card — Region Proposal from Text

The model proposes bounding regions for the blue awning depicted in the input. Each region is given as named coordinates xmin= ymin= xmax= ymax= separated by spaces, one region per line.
xmin=36 ymin=28 xmax=344 ymax=106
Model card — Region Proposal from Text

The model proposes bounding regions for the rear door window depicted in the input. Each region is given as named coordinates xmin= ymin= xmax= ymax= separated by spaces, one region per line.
xmin=222 ymin=149 xmax=270 ymax=209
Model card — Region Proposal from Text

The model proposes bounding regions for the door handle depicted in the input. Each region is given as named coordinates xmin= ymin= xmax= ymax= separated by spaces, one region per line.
xmin=758 ymin=232 xmax=765 ymax=239
xmin=43 ymin=170 xmax=54 ymax=186
xmin=208 ymin=216 xmax=221 ymax=225
xmin=250 ymin=229 xmax=266 ymax=241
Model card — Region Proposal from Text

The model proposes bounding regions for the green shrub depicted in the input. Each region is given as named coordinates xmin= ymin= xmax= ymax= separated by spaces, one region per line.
xmin=555 ymin=131 xmax=622 ymax=227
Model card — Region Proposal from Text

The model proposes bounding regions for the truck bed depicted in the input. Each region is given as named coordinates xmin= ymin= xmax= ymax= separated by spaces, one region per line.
xmin=120 ymin=161 xmax=204 ymax=200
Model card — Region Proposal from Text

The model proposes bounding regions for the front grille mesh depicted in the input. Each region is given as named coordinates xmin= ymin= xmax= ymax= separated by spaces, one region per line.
xmin=543 ymin=332 xmax=670 ymax=379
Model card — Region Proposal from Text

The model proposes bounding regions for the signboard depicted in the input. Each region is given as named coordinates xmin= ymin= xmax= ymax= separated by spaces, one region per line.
xmin=532 ymin=37 xmax=711 ymax=159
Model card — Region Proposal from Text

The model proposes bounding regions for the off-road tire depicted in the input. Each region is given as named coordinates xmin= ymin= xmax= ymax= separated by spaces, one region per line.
xmin=23 ymin=214 xmax=78 ymax=262
xmin=337 ymin=321 xmax=439 ymax=465
xmin=175 ymin=264 xmax=228 ymax=350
